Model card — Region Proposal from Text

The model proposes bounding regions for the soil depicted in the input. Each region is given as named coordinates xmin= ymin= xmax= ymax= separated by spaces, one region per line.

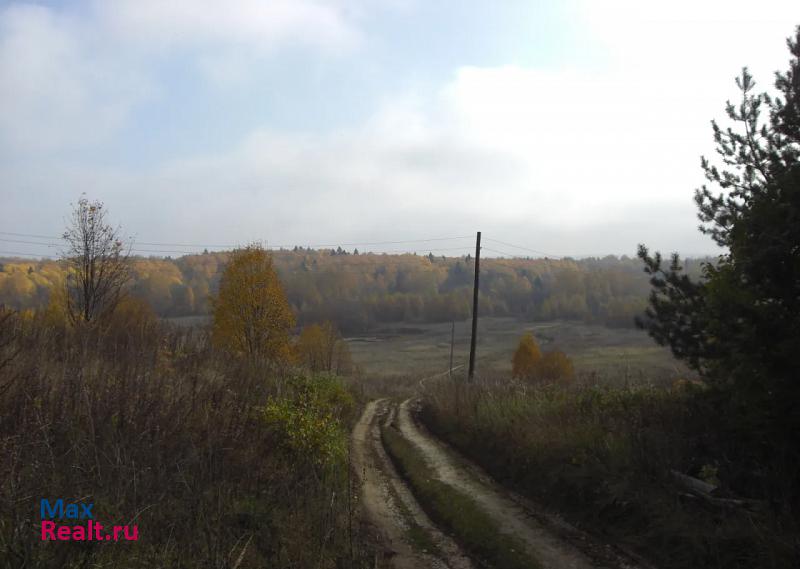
xmin=351 ymin=399 xmax=473 ymax=569
xmin=353 ymin=396 xmax=652 ymax=569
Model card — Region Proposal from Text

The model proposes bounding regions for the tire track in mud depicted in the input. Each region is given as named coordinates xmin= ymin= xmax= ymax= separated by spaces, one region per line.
xmin=351 ymin=399 xmax=473 ymax=569
xmin=394 ymin=398 xmax=649 ymax=569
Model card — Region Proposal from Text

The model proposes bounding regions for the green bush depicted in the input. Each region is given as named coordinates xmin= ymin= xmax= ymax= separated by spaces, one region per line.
xmin=263 ymin=375 xmax=354 ymax=469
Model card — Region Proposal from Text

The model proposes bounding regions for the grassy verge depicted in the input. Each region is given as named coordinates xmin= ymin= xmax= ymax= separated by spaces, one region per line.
xmin=420 ymin=378 xmax=799 ymax=569
xmin=381 ymin=423 xmax=541 ymax=569
xmin=0 ymin=311 xmax=375 ymax=568
xmin=375 ymin=448 xmax=443 ymax=558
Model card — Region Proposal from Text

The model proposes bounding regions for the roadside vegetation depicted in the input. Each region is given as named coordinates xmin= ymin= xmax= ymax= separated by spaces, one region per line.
xmin=0 ymin=203 xmax=370 ymax=568
xmin=422 ymin=27 xmax=800 ymax=569
xmin=422 ymin=378 xmax=796 ymax=569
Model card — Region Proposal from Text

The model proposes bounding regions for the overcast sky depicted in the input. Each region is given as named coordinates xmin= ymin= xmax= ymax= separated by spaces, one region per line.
xmin=1 ymin=1 xmax=799 ymax=259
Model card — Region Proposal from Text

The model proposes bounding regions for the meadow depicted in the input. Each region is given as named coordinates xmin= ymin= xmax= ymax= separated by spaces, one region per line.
xmin=346 ymin=317 xmax=688 ymax=383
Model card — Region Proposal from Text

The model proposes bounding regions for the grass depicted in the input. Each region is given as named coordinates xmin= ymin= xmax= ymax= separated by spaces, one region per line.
xmin=346 ymin=317 xmax=687 ymax=383
xmin=0 ymin=309 xmax=375 ymax=568
xmin=420 ymin=378 xmax=799 ymax=569
xmin=387 ymin=483 xmax=443 ymax=558
xmin=381 ymin=423 xmax=541 ymax=569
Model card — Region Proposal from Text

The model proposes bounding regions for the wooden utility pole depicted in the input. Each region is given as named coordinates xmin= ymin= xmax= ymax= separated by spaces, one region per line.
xmin=449 ymin=321 xmax=455 ymax=378
xmin=468 ymin=231 xmax=481 ymax=380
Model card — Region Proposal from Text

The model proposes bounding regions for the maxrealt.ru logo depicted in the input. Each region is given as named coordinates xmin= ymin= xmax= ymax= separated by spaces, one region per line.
xmin=40 ymin=499 xmax=138 ymax=542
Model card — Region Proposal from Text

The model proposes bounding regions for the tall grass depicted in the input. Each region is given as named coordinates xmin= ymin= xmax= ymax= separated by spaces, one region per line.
xmin=0 ymin=309 xmax=373 ymax=568
xmin=421 ymin=378 xmax=799 ymax=569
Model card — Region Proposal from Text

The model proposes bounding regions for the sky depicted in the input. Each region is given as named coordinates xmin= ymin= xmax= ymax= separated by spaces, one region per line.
xmin=1 ymin=0 xmax=799 ymax=259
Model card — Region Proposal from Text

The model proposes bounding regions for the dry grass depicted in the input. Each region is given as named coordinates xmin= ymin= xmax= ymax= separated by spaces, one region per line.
xmin=346 ymin=318 xmax=688 ymax=383
xmin=420 ymin=377 xmax=799 ymax=569
xmin=0 ymin=310 xmax=375 ymax=568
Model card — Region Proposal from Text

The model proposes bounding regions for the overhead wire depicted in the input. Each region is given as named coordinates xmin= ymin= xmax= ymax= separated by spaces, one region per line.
xmin=0 ymin=250 xmax=57 ymax=259
xmin=0 ymin=238 xmax=59 ymax=248
xmin=481 ymin=246 xmax=525 ymax=258
xmin=0 ymin=232 xmax=567 ymax=262
xmin=0 ymin=232 xmax=478 ymax=257
xmin=483 ymin=237 xmax=563 ymax=259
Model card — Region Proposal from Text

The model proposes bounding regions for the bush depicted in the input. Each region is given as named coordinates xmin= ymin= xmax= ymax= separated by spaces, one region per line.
xmin=0 ymin=313 xmax=371 ymax=568
xmin=263 ymin=375 xmax=355 ymax=470
xmin=421 ymin=379 xmax=798 ymax=569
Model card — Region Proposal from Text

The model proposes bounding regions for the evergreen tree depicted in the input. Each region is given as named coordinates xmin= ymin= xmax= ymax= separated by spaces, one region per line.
xmin=638 ymin=26 xmax=800 ymax=507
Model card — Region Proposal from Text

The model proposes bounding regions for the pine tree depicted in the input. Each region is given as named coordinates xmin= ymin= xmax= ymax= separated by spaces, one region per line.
xmin=638 ymin=26 xmax=800 ymax=507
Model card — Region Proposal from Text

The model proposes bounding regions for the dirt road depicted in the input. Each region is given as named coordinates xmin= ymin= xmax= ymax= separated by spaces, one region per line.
xmin=353 ymin=396 xmax=652 ymax=569
xmin=351 ymin=399 xmax=473 ymax=569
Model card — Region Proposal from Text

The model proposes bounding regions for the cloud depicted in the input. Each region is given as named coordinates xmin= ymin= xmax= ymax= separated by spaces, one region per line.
xmin=8 ymin=66 xmax=711 ymax=256
xmin=3 ymin=1 xmax=799 ymax=257
xmin=0 ymin=0 xmax=362 ymax=154
xmin=94 ymin=0 xmax=360 ymax=54
xmin=0 ymin=4 xmax=152 ymax=154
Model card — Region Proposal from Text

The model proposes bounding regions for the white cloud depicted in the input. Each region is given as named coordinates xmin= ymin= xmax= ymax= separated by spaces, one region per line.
xmin=94 ymin=0 xmax=360 ymax=54
xmin=0 ymin=4 xmax=152 ymax=153
xmin=3 ymin=2 xmax=799 ymax=256
xmin=0 ymin=0 xmax=363 ymax=153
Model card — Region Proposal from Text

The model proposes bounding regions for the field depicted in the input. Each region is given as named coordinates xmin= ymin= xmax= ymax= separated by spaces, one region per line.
xmin=166 ymin=316 xmax=689 ymax=383
xmin=346 ymin=317 xmax=689 ymax=383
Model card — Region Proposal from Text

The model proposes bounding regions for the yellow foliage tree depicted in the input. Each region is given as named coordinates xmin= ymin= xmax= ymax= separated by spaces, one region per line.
xmin=297 ymin=321 xmax=353 ymax=375
xmin=512 ymin=332 xmax=542 ymax=380
xmin=538 ymin=350 xmax=575 ymax=383
xmin=40 ymin=284 xmax=69 ymax=329
xmin=211 ymin=246 xmax=294 ymax=362
xmin=108 ymin=296 xmax=158 ymax=334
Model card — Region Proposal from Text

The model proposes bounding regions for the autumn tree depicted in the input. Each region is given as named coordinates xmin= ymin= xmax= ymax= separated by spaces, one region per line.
xmin=41 ymin=283 xmax=69 ymax=330
xmin=538 ymin=350 xmax=575 ymax=383
xmin=297 ymin=321 xmax=353 ymax=375
xmin=0 ymin=307 xmax=20 ymax=379
xmin=62 ymin=197 xmax=131 ymax=325
xmin=512 ymin=332 xmax=542 ymax=381
xmin=211 ymin=245 xmax=294 ymax=362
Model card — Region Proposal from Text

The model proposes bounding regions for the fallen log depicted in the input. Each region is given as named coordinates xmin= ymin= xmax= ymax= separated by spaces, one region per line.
xmin=670 ymin=470 xmax=768 ymax=513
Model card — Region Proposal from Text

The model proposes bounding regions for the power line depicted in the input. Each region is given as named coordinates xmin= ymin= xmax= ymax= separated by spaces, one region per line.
xmin=0 ymin=238 xmax=59 ymax=248
xmin=271 ymin=235 xmax=474 ymax=249
xmin=0 ymin=232 xmax=565 ymax=261
xmin=0 ymin=250 xmax=56 ymax=259
xmin=482 ymin=246 xmax=525 ymax=258
xmin=0 ymin=231 xmax=61 ymax=240
xmin=0 ymin=244 xmax=477 ymax=262
xmin=0 ymin=231 xmax=472 ymax=249
xmin=0 ymin=238 xmax=215 ymax=257
xmin=1 ymin=230 xmax=565 ymax=259
xmin=483 ymin=237 xmax=563 ymax=259
xmin=300 ymin=245 xmax=473 ymax=254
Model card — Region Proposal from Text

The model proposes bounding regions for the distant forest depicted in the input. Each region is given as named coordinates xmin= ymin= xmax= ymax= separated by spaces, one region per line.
xmin=0 ymin=249 xmax=709 ymax=333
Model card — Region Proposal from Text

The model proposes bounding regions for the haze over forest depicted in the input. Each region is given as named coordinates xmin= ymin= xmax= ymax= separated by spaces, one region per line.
xmin=2 ymin=0 xmax=799 ymax=258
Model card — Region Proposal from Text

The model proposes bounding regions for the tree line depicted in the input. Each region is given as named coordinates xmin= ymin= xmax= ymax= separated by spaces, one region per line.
xmin=0 ymin=247 xmax=708 ymax=333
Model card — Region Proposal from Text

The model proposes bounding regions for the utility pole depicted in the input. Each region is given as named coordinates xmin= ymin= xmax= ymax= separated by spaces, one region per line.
xmin=449 ymin=320 xmax=455 ymax=378
xmin=468 ymin=231 xmax=481 ymax=380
